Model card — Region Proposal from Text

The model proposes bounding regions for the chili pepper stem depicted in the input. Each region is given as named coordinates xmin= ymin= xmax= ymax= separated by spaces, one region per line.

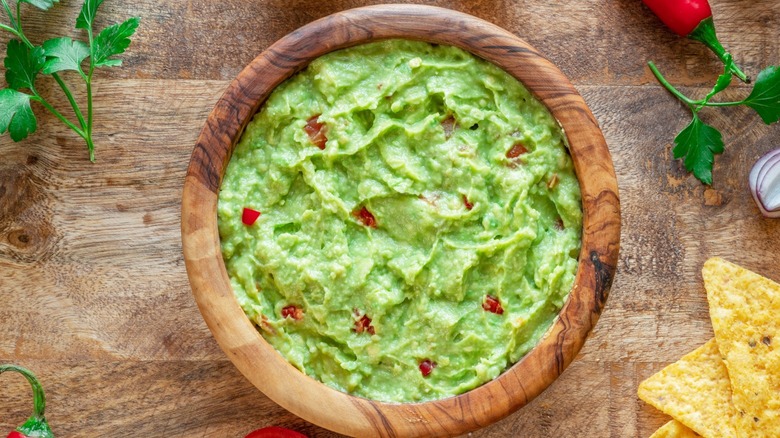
xmin=688 ymin=17 xmax=750 ymax=83
xmin=0 ymin=364 xmax=55 ymax=438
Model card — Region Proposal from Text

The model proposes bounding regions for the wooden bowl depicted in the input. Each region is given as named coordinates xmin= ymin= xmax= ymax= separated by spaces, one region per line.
xmin=182 ymin=4 xmax=620 ymax=437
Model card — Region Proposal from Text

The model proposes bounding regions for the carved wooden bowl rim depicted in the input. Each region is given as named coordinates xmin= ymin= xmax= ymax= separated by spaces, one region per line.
xmin=181 ymin=4 xmax=620 ymax=437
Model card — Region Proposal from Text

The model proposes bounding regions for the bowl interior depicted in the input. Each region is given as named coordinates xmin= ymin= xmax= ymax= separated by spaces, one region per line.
xmin=181 ymin=4 xmax=620 ymax=437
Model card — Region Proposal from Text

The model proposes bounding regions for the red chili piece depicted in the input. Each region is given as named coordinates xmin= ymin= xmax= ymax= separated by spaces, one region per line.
xmin=7 ymin=432 xmax=28 ymax=438
xmin=482 ymin=295 xmax=504 ymax=315
xmin=419 ymin=359 xmax=436 ymax=377
xmin=245 ymin=426 xmax=308 ymax=438
xmin=304 ymin=115 xmax=327 ymax=150
xmin=506 ymin=142 xmax=528 ymax=159
xmin=281 ymin=305 xmax=304 ymax=321
xmin=642 ymin=0 xmax=747 ymax=81
xmin=463 ymin=195 xmax=474 ymax=211
xmin=353 ymin=206 xmax=377 ymax=228
xmin=242 ymin=207 xmax=261 ymax=226
xmin=354 ymin=314 xmax=376 ymax=335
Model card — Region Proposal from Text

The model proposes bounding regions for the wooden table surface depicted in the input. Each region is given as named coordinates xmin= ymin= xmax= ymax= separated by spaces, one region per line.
xmin=1 ymin=1 xmax=779 ymax=437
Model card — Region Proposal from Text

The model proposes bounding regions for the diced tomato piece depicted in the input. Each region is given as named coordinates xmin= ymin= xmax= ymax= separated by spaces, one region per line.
xmin=353 ymin=206 xmax=377 ymax=228
xmin=482 ymin=295 xmax=504 ymax=315
xmin=354 ymin=314 xmax=375 ymax=335
xmin=304 ymin=115 xmax=327 ymax=150
xmin=419 ymin=359 xmax=436 ymax=377
xmin=245 ymin=426 xmax=308 ymax=438
xmin=506 ymin=142 xmax=528 ymax=159
xmin=281 ymin=305 xmax=304 ymax=321
xmin=463 ymin=195 xmax=473 ymax=211
xmin=242 ymin=207 xmax=261 ymax=225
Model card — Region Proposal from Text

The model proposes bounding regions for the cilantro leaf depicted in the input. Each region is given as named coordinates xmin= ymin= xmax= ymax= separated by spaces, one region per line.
xmin=42 ymin=37 xmax=90 ymax=74
xmin=76 ymin=0 xmax=104 ymax=30
xmin=743 ymin=65 xmax=780 ymax=125
xmin=673 ymin=115 xmax=724 ymax=185
xmin=4 ymin=39 xmax=45 ymax=91
xmin=20 ymin=0 xmax=59 ymax=11
xmin=0 ymin=89 xmax=37 ymax=141
xmin=92 ymin=17 xmax=139 ymax=68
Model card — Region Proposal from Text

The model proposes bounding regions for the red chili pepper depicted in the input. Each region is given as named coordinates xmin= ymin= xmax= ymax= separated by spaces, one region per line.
xmin=353 ymin=314 xmax=375 ymax=335
xmin=506 ymin=142 xmax=528 ymax=159
xmin=482 ymin=295 xmax=504 ymax=315
xmin=642 ymin=0 xmax=748 ymax=82
xmin=419 ymin=359 xmax=436 ymax=377
xmin=462 ymin=195 xmax=474 ymax=211
xmin=245 ymin=426 xmax=308 ymax=438
xmin=242 ymin=207 xmax=261 ymax=226
xmin=281 ymin=305 xmax=304 ymax=321
xmin=1 ymin=365 xmax=55 ymax=438
xmin=304 ymin=115 xmax=327 ymax=150
xmin=352 ymin=206 xmax=377 ymax=228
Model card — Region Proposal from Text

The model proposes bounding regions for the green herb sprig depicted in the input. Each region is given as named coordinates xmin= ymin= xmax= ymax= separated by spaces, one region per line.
xmin=0 ymin=0 xmax=139 ymax=161
xmin=649 ymin=56 xmax=780 ymax=185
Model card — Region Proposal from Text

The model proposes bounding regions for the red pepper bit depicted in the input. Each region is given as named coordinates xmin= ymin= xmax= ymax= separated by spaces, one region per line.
xmin=419 ymin=359 xmax=436 ymax=377
xmin=242 ymin=207 xmax=261 ymax=226
xmin=304 ymin=115 xmax=328 ymax=150
xmin=482 ymin=295 xmax=504 ymax=315
xmin=353 ymin=206 xmax=377 ymax=228
xmin=281 ymin=305 xmax=304 ymax=321
xmin=353 ymin=314 xmax=376 ymax=335
xmin=506 ymin=142 xmax=528 ymax=159
xmin=462 ymin=195 xmax=474 ymax=211
xmin=554 ymin=217 xmax=565 ymax=230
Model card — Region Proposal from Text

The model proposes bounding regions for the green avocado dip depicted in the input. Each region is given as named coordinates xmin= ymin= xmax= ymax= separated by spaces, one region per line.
xmin=218 ymin=40 xmax=582 ymax=403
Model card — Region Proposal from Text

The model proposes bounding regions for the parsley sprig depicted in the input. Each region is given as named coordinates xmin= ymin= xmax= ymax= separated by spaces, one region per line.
xmin=0 ymin=0 xmax=139 ymax=161
xmin=649 ymin=56 xmax=780 ymax=185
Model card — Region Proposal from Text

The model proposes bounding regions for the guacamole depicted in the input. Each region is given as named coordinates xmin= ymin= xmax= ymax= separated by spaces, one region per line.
xmin=218 ymin=40 xmax=582 ymax=403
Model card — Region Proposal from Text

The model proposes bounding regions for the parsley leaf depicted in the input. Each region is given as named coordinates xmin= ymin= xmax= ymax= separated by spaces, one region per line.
xmin=701 ymin=57 xmax=734 ymax=107
xmin=76 ymin=0 xmax=104 ymax=30
xmin=673 ymin=115 xmax=724 ymax=185
xmin=0 ymin=89 xmax=37 ymax=141
xmin=743 ymin=65 xmax=780 ymax=125
xmin=42 ymin=37 xmax=90 ymax=74
xmin=4 ymin=39 xmax=45 ymax=91
xmin=20 ymin=0 xmax=59 ymax=11
xmin=93 ymin=17 xmax=139 ymax=68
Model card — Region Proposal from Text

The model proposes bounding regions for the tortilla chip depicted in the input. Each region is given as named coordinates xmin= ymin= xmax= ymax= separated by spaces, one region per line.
xmin=649 ymin=420 xmax=701 ymax=438
xmin=638 ymin=339 xmax=739 ymax=437
xmin=703 ymin=258 xmax=780 ymax=437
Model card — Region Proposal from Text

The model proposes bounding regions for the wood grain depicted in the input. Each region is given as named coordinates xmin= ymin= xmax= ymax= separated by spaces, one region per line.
xmin=1 ymin=1 xmax=779 ymax=437
xmin=183 ymin=5 xmax=619 ymax=437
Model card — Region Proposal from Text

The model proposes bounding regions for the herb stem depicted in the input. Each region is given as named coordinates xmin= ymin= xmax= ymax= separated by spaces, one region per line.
xmin=0 ymin=21 xmax=16 ymax=35
xmin=1 ymin=0 xmax=15 ymax=29
xmin=648 ymin=61 xmax=697 ymax=108
xmin=86 ymin=25 xmax=95 ymax=151
xmin=697 ymin=100 xmax=746 ymax=107
xmin=54 ymin=74 xmax=88 ymax=129
xmin=31 ymin=93 xmax=86 ymax=138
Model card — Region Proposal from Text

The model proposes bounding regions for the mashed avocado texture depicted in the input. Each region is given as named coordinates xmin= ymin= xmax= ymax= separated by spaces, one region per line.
xmin=218 ymin=40 xmax=582 ymax=403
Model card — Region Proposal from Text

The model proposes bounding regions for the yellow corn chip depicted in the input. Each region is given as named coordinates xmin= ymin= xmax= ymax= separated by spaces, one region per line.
xmin=649 ymin=420 xmax=701 ymax=438
xmin=703 ymin=258 xmax=780 ymax=437
xmin=638 ymin=339 xmax=739 ymax=438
